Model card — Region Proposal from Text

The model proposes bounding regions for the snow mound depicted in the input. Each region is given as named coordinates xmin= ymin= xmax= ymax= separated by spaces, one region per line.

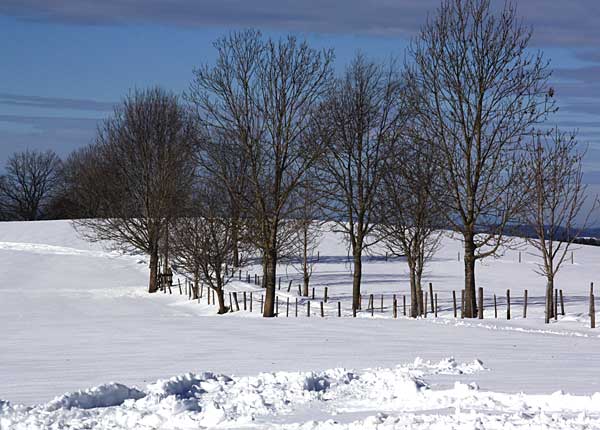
xmin=6 ymin=359 xmax=600 ymax=429
xmin=412 ymin=356 xmax=486 ymax=374
xmin=45 ymin=383 xmax=145 ymax=411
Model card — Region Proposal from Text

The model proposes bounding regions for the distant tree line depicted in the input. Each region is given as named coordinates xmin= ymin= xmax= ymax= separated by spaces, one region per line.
xmin=1 ymin=0 xmax=596 ymax=321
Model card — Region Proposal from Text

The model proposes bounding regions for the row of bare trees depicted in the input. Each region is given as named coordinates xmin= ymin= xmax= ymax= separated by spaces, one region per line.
xmin=3 ymin=0 xmax=595 ymax=320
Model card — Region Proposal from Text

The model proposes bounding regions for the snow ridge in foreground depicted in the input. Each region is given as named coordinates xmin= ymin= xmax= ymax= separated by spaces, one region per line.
xmin=2 ymin=358 xmax=600 ymax=429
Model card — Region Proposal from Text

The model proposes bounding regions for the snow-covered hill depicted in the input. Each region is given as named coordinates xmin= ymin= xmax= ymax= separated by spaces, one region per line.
xmin=1 ymin=220 xmax=600 ymax=429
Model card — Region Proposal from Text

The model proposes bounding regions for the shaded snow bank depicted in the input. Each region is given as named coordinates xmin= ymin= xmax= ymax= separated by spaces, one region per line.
xmin=2 ymin=358 xmax=600 ymax=429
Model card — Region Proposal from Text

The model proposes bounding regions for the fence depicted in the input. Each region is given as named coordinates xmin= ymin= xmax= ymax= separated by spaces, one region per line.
xmin=164 ymin=271 xmax=597 ymax=328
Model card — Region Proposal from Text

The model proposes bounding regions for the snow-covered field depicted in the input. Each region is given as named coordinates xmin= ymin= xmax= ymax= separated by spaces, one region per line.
xmin=1 ymin=220 xmax=600 ymax=429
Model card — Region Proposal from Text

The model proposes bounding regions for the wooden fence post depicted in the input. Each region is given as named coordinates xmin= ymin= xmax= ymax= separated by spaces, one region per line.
xmin=178 ymin=279 xmax=182 ymax=295
xmin=243 ymin=291 xmax=247 ymax=311
xmin=461 ymin=290 xmax=465 ymax=319
xmin=324 ymin=287 xmax=328 ymax=303
xmin=312 ymin=288 xmax=315 ymax=300
xmin=393 ymin=294 xmax=397 ymax=318
xmin=260 ymin=295 xmax=264 ymax=313
xmin=554 ymin=289 xmax=558 ymax=321
xmin=591 ymin=294 xmax=596 ymax=329
xmin=229 ymin=292 xmax=233 ymax=312
xmin=295 ymin=297 xmax=298 ymax=317
xmin=494 ymin=294 xmax=497 ymax=318
xmin=278 ymin=277 xmax=281 ymax=290
xmin=452 ymin=290 xmax=457 ymax=318
xmin=560 ymin=289 xmax=565 ymax=316
xmin=320 ymin=301 xmax=324 ymax=317
xmin=288 ymin=280 xmax=292 ymax=292
xmin=212 ymin=289 xmax=215 ymax=305
xmin=276 ymin=296 xmax=279 ymax=317
xmin=478 ymin=287 xmax=483 ymax=319
xmin=506 ymin=289 xmax=511 ymax=320
xmin=338 ymin=301 xmax=341 ymax=317
xmin=370 ymin=294 xmax=374 ymax=317
xmin=523 ymin=289 xmax=528 ymax=318
xmin=424 ymin=292 xmax=428 ymax=318
xmin=233 ymin=292 xmax=240 ymax=311
xmin=403 ymin=295 xmax=406 ymax=316
xmin=250 ymin=292 xmax=253 ymax=312
xmin=298 ymin=285 xmax=302 ymax=296
xmin=519 ymin=251 xmax=521 ymax=263
xmin=380 ymin=294 xmax=384 ymax=313
xmin=429 ymin=283 xmax=434 ymax=313
xmin=307 ymin=301 xmax=311 ymax=317
xmin=286 ymin=297 xmax=290 ymax=317
xmin=434 ymin=293 xmax=438 ymax=318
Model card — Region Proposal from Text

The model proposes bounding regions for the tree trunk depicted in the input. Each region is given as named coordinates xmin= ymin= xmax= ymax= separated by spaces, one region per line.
xmin=415 ymin=268 xmax=423 ymax=315
xmin=303 ymin=274 xmax=310 ymax=297
xmin=302 ymin=228 xmax=310 ymax=297
xmin=231 ymin=218 xmax=240 ymax=268
xmin=162 ymin=223 xmax=169 ymax=274
xmin=545 ymin=277 xmax=554 ymax=323
xmin=193 ymin=269 xmax=199 ymax=300
xmin=263 ymin=248 xmax=277 ymax=317
xmin=463 ymin=234 xmax=477 ymax=318
xmin=409 ymin=263 xmax=419 ymax=318
xmin=148 ymin=245 xmax=159 ymax=293
xmin=216 ymin=287 xmax=228 ymax=314
xmin=352 ymin=249 xmax=362 ymax=311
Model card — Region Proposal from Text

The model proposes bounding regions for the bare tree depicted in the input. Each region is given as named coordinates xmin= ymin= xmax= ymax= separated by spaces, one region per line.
xmin=171 ymin=185 xmax=245 ymax=314
xmin=193 ymin=129 xmax=248 ymax=268
xmin=0 ymin=149 xmax=62 ymax=220
xmin=319 ymin=53 xmax=405 ymax=311
xmin=73 ymin=87 xmax=196 ymax=293
xmin=187 ymin=30 xmax=333 ymax=317
xmin=376 ymin=134 xmax=444 ymax=318
xmin=287 ymin=176 xmax=326 ymax=297
xmin=522 ymin=129 xmax=597 ymax=323
xmin=406 ymin=0 xmax=556 ymax=317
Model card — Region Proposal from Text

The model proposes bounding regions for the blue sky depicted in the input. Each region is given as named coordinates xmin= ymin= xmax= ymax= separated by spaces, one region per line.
xmin=1 ymin=0 xmax=600 ymax=187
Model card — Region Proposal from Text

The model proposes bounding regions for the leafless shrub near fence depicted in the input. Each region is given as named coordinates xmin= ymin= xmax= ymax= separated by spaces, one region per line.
xmin=522 ymin=129 xmax=598 ymax=323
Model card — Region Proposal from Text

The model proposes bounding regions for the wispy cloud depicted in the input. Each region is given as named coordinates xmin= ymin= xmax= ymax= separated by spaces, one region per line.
xmin=2 ymin=0 xmax=599 ymax=46
xmin=0 ymin=93 xmax=115 ymax=112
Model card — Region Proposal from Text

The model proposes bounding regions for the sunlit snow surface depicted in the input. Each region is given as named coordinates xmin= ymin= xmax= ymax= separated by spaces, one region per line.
xmin=1 ymin=220 xmax=600 ymax=429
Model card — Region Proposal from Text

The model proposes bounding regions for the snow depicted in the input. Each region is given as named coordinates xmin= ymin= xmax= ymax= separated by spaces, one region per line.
xmin=2 ymin=360 xmax=600 ymax=429
xmin=1 ymin=220 xmax=600 ymax=428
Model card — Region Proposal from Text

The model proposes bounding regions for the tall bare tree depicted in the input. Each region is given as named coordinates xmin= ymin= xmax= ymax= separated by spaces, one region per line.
xmin=187 ymin=30 xmax=333 ymax=317
xmin=73 ymin=87 xmax=196 ymax=293
xmin=319 ymin=54 xmax=405 ymax=311
xmin=406 ymin=0 xmax=556 ymax=317
xmin=376 ymin=134 xmax=444 ymax=318
xmin=0 ymin=149 xmax=62 ymax=220
xmin=523 ymin=129 xmax=597 ymax=323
